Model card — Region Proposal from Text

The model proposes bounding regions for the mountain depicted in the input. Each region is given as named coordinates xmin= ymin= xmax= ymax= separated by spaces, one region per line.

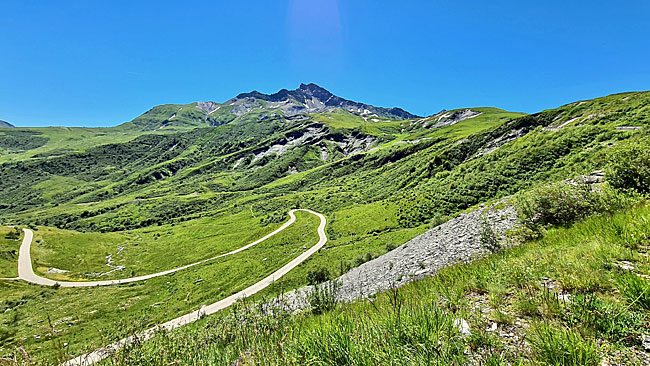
xmin=0 ymin=120 xmax=14 ymax=128
xmin=232 ymin=83 xmax=420 ymax=120
xmin=123 ymin=83 xmax=421 ymax=131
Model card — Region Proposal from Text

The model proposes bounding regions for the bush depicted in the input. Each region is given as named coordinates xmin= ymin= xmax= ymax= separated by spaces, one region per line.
xmin=429 ymin=213 xmax=451 ymax=228
xmin=529 ymin=324 xmax=600 ymax=366
xmin=0 ymin=325 xmax=17 ymax=343
xmin=607 ymin=141 xmax=650 ymax=194
xmin=306 ymin=281 xmax=340 ymax=315
xmin=306 ymin=266 xmax=330 ymax=286
xmin=480 ymin=217 xmax=501 ymax=253
xmin=516 ymin=181 xmax=628 ymax=230
xmin=5 ymin=227 xmax=21 ymax=240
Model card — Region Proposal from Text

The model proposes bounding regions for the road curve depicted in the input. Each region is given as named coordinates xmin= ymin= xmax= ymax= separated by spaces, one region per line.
xmin=17 ymin=209 xmax=311 ymax=287
xmin=55 ymin=209 xmax=327 ymax=366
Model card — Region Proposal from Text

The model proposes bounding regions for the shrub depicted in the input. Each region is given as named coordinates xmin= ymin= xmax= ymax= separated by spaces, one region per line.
xmin=607 ymin=141 xmax=650 ymax=194
xmin=516 ymin=181 xmax=628 ymax=230
xmin=306 ymin=266 xmax=330 ymax=286
xmin=306 ymin=281 xmax=340 ymax=315
xmin=0 ymin=325 xmax=17 ymax=343
xmin=5 ymin=227 xmax=21 ymax=240
xmin=429 ymin=213 xmax=451 ymax=228
xmin=529 ymin=324 xmax=600 ymax=366
xmin=480 ymin=217 xmax=501 ymax=253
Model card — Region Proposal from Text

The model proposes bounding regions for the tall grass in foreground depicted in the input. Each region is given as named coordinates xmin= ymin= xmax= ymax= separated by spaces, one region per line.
xmin=106 ymin=294 xmax=467 ymax=365
xmin=528 ymin=323 xmax=600 ymax=366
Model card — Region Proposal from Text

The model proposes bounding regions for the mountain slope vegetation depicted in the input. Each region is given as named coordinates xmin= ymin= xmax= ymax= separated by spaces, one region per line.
xmin=0 ymin=86 xmax=649 ymax=364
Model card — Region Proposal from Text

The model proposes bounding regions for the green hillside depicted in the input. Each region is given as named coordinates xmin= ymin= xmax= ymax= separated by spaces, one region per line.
xmin=107 ymin=202 xmax=650 ymax=365
xmin=0 ymin=88 xmax=649 ymax=364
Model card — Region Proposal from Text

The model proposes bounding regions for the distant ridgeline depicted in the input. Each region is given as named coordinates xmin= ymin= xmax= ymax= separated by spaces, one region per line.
xmin=0 ymin=120 xmax=14 ymax=128
xmin=121 ymin=83 xmax=421 ymax=131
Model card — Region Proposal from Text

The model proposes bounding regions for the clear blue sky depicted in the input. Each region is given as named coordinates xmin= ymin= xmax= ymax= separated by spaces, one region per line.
xmin=2 ymin=1 xmax=649 ymax=127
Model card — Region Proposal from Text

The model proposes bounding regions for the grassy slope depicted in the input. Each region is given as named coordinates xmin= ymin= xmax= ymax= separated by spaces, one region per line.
xmin=0 ymin=211 xmax=318 ymax=361
xmin=0 ymin=127 xmax=143 ymax=164
xmin=107 ymin=203 xmax=650 ymax=366
xmin=30 ymin=210 xmax=286 ymax=281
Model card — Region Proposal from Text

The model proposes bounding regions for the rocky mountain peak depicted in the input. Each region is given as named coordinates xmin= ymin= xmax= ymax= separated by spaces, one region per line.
xmin=298 ymin=83 xmax=333 ymax=100
xmin=231 ymin=83 xmax=420 ymax=120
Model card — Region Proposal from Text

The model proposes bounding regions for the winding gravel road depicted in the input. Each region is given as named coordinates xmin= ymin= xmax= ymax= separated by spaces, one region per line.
xmin=10 ymin=209 xmax=327 ymax=365
xmin=17 ymin=209 xmax=321 ymax=287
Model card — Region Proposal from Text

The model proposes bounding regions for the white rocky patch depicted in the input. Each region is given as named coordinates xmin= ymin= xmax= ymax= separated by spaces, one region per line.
xmin=195 ymin=101 xmax=220 ymax=115
xmin=329 ymin=135 xmax=377 ymax=156
xmin=45 ymin=267 xmax=70 ymax=274
xmin=232 ymin=157 xmax=245 ymax=169
xmin=543 ymin=116 xmax=581 ymax=131
xmin=168 ymin=107 xmax=182 ymax=120
xmin=99 ymin=246 xmax=125 ymax=277
xmin=320 ymin=146 xmax=330 ymax=161
xmin=422 ymin=109 xmax=482 ymax=129
xmin=615 ymin=126 xmax=642 ymax=131
xmin=250 ymin=127 xmax=327 ymax=163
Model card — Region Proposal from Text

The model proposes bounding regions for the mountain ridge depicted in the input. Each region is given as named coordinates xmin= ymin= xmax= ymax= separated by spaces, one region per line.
xmin=232 ymin=83 xmax=420 ymax=120
xmin=124 ymin=83 xmax=421 ymax=131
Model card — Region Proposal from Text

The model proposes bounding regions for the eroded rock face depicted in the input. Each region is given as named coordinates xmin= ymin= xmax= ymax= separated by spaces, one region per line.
xmin=235 ymin=124 xmax=379 ymax=171
xmin=269 ymin=202 xmax=519 ymax=311
xmin=195 ymin=101 xmax=220 ymax=115
xmin=250 ymin=126 xmax=329 ymax=164
xmin=420 ymin=109 xmax=482 ymax=129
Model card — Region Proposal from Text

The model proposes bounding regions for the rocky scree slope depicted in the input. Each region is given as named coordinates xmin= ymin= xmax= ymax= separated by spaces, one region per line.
xmin=271 ymin=202 xmax=518 ymax=310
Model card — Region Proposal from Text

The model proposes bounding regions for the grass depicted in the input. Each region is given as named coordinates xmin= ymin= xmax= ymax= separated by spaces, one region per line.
xmin=1 ymin=90 xmax=649 ymax=363
xmin=30 ymin=210 xmax=285 ymax=280
xmin=0 ymin=127 xmax=143 ymax=164
xmin=0 ymin=211 xmax=320 ymax=361
xmin=528 ymin=323 xmax=600 ymax=366
xmin=88 ymin=203 xmax=650 ymax=365
xmin=0 ymin=227 xmax=21 ymax=277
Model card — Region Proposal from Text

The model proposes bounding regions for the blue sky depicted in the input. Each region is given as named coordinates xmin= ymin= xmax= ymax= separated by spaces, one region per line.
xmin=2 ymin=1 xmax=649 ymax=127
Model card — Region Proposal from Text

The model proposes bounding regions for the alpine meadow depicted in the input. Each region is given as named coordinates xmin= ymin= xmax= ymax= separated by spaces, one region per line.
xmin=2 ymin=1 xmax=650 ymax=365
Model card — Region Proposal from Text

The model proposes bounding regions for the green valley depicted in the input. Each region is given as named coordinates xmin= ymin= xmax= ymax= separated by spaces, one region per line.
xmin=1 ymin=84 xmax=649 ymax=365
